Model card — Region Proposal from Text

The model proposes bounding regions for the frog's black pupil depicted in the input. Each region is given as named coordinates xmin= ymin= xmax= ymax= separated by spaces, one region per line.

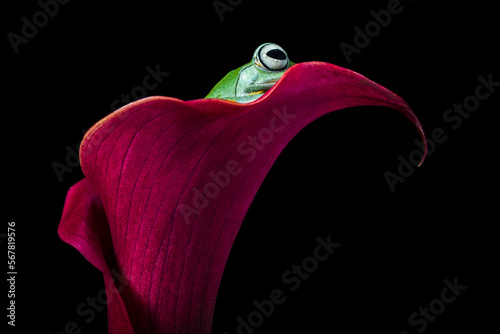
xmin=266 ymin=49 xmax=286 ymax=60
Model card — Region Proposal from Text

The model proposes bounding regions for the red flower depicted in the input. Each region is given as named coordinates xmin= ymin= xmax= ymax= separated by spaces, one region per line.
xmin=59 ymin=61 xmax=426 ymax=333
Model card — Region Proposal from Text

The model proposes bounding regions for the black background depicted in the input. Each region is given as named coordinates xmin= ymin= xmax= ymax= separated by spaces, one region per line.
xmin=3 ymin=0 xmax=498 ymax=333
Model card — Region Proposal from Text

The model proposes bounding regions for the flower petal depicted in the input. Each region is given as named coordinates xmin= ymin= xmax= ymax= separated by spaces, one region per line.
xmin=58 ymin=178 xmax=134 ymax=333
xmin=60 ymin=61 xmax=426 ymax=334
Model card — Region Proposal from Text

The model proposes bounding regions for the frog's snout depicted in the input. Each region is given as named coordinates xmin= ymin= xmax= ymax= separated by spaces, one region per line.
xmin=244 ymin=80 xmax=278 ymax=95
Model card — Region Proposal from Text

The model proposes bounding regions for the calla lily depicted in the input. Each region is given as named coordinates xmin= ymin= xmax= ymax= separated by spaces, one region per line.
xmin=59 ymin=61 xmax=426 ymax=334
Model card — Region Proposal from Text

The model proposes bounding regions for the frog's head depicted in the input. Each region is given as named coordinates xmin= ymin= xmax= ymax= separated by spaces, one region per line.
xmin=205 ymin=43 xmax=295 ymax=103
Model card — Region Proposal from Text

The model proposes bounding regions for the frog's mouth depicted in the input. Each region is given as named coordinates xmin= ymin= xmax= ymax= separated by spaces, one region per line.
xmin=244 ymin=80 xmax=279 ymax=96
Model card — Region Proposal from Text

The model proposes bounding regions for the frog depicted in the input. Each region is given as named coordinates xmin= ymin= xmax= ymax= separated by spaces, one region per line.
xmin=205 ymin=43 xmax=295 ymax=103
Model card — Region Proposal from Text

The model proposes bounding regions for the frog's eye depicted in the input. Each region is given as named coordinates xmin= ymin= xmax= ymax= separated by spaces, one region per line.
xmin=255 ymin=43 xmax=289 ymax=71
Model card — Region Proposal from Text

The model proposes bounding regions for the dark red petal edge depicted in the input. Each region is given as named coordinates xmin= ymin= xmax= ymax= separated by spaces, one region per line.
xmin=58 ymin=179 xmax=135 ymax=333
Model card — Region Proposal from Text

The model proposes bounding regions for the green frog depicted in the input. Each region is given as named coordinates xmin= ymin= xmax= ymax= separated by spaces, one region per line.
xmin=205 ymin=43 xmax=295 ymax=103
